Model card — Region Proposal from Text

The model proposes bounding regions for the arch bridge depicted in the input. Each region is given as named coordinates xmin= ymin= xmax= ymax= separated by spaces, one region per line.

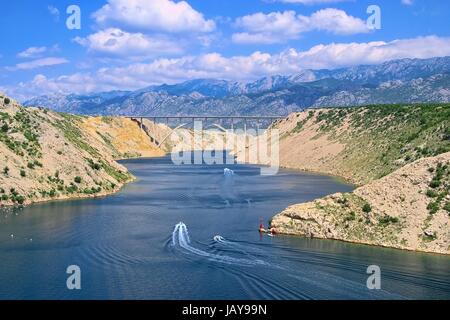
xmin=125 ymin=115 xmax=285 ymax=149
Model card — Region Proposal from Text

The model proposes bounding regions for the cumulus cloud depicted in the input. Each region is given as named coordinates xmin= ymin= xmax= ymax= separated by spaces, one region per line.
xmin=233 ymin=9 xmax=369 ymax=44
xmin=401 ymin=0 xmax=414 ymax=5
xmin=6 ymin=36 xmax=450 ymax=100
xmin=74 ymin=28 xmax=183 ymax=59
xmin=6 ymin=57 xmax=69 ymax=71
xmin=93 ymin=0 xmax=215 ymax=33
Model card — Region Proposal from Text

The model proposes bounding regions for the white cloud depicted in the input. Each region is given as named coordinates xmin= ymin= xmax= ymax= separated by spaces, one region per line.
xmin=309 ymin=8 xmax=370 ymax=35
xmin=7 ymin=57 xmax=69 ymax=71
xmin=233 ymin=9 xmax=369 ymax=44
xmin=6 ymin=36 xmax=450 ymax=100
xmin=17 ymin=45 xmax=59 ymax=59
xmin=17 ymin=46 xmax=48 ymax=59
xmin=74 ymin=28 xmax=183 ymax=59
xmin=401 ymin=0 xmax=414 ymax=5
xmin=93 ymin=0 xmax=215 ymax=33
xmin=48 ymin=5 xmax=60 ymax=21
xmin=287 ymin=36 xmax=450 ymax=69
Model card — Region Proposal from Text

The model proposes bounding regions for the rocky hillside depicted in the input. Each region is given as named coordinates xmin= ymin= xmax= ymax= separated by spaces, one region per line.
xmin=263 ymin=104 xmax=450 ymax=254
xmin=0 ymin=94 xmax=161 ymax=206
xmin=271 ymin=152 xmax=450 ymax=254
xmin=261 ymin=104 xmax=450 ymax=185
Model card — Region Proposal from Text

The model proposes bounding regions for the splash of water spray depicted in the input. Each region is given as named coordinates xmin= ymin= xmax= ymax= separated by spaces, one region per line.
xmin=224 ymin=168 xmax=234 ymax=176
xmin=213 ymin=235 xmax=225 ymax=242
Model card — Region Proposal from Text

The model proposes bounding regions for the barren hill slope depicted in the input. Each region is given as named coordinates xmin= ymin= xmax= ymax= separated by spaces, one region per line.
xmin=0 ymin=94 xmax=161 ymax=206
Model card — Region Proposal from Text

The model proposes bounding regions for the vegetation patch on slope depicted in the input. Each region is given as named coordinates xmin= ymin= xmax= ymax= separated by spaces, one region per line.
xmin=273 ymin=104 xmax=450 ymax=185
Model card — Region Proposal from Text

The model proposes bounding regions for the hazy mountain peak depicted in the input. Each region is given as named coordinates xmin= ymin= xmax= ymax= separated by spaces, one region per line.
xmin=24 ymin=56 xmax=450 ymax=116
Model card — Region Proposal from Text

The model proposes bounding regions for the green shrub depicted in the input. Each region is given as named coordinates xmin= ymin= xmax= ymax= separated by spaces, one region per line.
xmin=3 ymin=167 xmax=9 ymax=175
xmin=429 ymin=180 xmax=441 ymax=188
xmin=20 ymin=170 xmax=26 ymax=177
xmin=1 ymin=123 xmax=9 ymax=132
xmin=362 ymin=203 xmax=372 ymax=213
xmin=87 ymin=159 xmax=102 ymax=170
xmin=426 ymin=189 xmax=438 ymax=198
xmin=33 ymin=160 xmax=42 ymax=167
xmin=66 ymin=183 xmax=78 ymax=193
xmin=10 ymin=194 xmax=25 ymax=204
xmin=74 ymin=176 xmax=82 ymax=184
xmin=427 ymin=201 xmax=440 ymax=214
xmin=444 ymin=202 xmax=450 ymax=213
xmin=379 ymin=215 xmax=399 ymax=225
xmin=4 ymin=97 xmax=10 ymax=105
xmin=16 ymin=195 xmax=25 ymax=204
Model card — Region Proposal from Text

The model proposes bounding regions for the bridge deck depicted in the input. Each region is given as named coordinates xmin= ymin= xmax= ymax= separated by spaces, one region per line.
xmin=125 ymin=115 xmax=284 ymax=120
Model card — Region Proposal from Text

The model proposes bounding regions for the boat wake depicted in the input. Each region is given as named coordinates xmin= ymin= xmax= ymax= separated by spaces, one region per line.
xmin=171 ymin=222 xmax=267 ymax=267
xmin=170 ymin=223 xmax=405 ymax=299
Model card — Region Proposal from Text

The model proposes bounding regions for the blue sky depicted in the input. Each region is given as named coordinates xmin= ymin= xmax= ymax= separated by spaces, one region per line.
xmin=1 ymin=0 xmax=450 ymax=100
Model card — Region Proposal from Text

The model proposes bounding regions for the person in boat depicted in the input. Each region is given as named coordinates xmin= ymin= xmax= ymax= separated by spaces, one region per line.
xmin=259 ymin=222 xmax=276 ymax=235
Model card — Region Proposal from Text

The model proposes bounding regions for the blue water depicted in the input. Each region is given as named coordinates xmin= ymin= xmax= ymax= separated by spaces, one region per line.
xmin=0 ymin=156 xmax=449 ymax=300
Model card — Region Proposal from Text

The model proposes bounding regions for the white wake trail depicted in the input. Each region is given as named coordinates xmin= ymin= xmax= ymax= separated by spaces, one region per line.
xmin=172 ymin=222 xmax=267 ymax=267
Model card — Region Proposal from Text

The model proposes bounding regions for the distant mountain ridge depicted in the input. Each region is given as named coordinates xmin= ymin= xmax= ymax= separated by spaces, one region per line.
xmin=24 ymin=56 xmax=450 ymax=116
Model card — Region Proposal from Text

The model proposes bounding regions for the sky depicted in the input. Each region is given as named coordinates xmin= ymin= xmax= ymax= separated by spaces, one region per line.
xmin=1 ymin=0 xmax=450 ymax=100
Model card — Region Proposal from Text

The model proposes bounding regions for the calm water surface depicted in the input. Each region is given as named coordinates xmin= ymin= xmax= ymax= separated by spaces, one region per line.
xmin=0 ymin=156 xmax=449 ymax=300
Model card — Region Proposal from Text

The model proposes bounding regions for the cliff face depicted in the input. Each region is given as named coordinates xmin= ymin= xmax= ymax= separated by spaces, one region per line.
xmin=79 ymin=116 xmax=165 ymax=159
xmin=268 ymin=104 xmax=450 ymax=254
xmin=0 ymin=95 xmax=161 ymax=206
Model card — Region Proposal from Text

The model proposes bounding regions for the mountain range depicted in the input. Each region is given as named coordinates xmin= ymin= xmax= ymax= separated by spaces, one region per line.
xmin=24 ymin=56 xmax=450 ymax=116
